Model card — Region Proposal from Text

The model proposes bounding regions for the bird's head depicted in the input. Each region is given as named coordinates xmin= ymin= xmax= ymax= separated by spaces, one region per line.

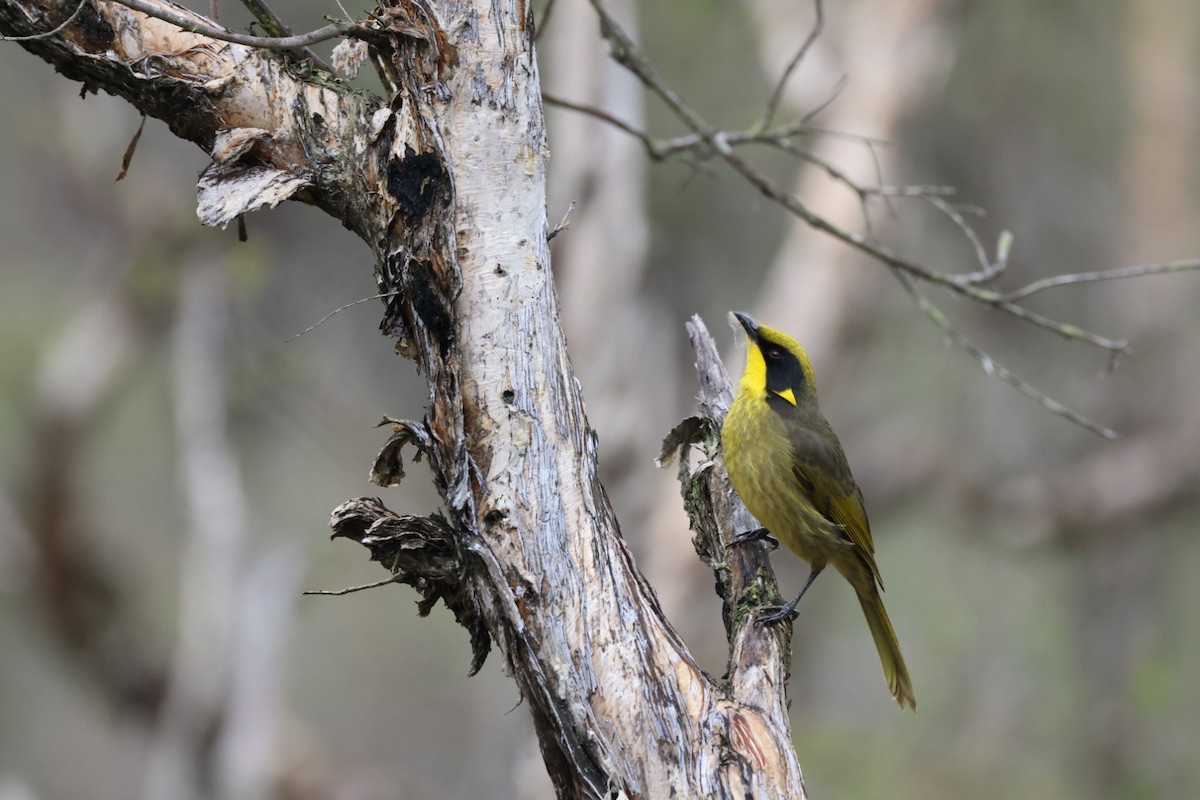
xmin=732 ymin=311 xmax=817 ymax=407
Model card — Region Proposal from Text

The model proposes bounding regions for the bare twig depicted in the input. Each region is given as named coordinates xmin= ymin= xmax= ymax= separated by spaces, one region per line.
xmin=716 ymin=133 xmax=1130 ymax=350
xmin=546 ymin=94 xmax=809 ymax=163
xmin=1002 ymin=259 xmax=1200 ymax=303
xmin=547 ymin=201 xmax=576 ymax=241
xmin=240 ymin=0 xmax=284 ymax=34
xmin=237 ymin=0 xmax=334 ymax=72
xmin=115 ymin=114 xmax=147 ymax=182
xmin=894 ymin=270 xmax=1119 ymax=439
xmin=970 ymin=289 xmax=1128 ymax=351
xmin=1 ymin=0 xmax=87 ymax=41
xmin=579 ymin=0 xmax=1144 ymax=438
xmin=590 ymin=1 xmax=706 ymax=134
xmin=543 ymin=92 xmax=657 ymax=152
xmin=552 ymin=48 xmax=1133 ymax=359
xmin=803 ymin=126 xmax=892 ymax=147
xmin=922 ymin=194 xmax=991 ymax=275
xmin=286 ymin=291 xmax=402 ymax=343
xmin=585 ymin=0 xmax=1141 ymax=348
xmin=797 ymin=72 xmax=847 ymax=128
xmin=303 ymin=576 xmax=401 ymax=596
xmin=755 ymin=0 xmax=824 ymax=134
xmin=875 ymin=184 xmax=958 ymax=197
xmin=107 ymin=0 xmax=375 ymax=49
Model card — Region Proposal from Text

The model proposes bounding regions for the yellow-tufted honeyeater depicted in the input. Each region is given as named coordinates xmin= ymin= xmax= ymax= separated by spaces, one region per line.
xmin=721 ymin=311 xmax=915 ymax=710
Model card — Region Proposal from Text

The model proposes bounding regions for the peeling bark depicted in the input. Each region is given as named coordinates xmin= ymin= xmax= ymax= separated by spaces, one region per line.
xmin=3 ymin=1 xmax=810 ymax=796
xmin=329 ymin=497 xmax=491 ymax=676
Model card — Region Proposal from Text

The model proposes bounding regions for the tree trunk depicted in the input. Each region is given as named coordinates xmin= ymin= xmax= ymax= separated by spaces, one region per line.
xmin=2 ymin=1 xmax=807 ymax=796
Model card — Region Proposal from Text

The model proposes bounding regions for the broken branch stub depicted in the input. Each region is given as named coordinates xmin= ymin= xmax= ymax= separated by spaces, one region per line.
xmin=328 ymin=497 xmax=490 ymax=675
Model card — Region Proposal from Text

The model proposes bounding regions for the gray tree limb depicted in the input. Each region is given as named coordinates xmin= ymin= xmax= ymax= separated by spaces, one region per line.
xmin=2 ymin=1 xmax=808 ymax=795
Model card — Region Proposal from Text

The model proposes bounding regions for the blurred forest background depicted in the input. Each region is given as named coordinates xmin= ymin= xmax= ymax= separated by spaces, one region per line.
xmin=2 ymin=0 xmax=1199 ymax=798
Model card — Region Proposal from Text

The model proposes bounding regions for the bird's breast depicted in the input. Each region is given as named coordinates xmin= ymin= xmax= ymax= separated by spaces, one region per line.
xmin=722 ymin=393 xmax=843 ymax=565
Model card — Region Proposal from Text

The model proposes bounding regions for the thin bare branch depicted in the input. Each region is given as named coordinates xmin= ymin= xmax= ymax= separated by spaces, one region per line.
xmin=948 ymin=226 xmax=1011 ymax=288
xmin=547 ymin=201 xmax=576 ymax=241
xmin=755 ymin=0 xmax=824 ymax=133
xmin=645 ymin=125 xmax=802 ymax=160
xmin=797 ymin=70 xmax=845 ymax=128
xmin=107 ymin=0 xmax=374 ymax=49
xmin=769 ymin=138 xmax=863 ymax=192
xmin=286 ymin=292 xmax=401 ymax=343
xmin=893 ymin=271 xmax=1119 ymax=440
xmin=549 ymin=86 xmax=851 ymax=172
xmin=302 ymin=576 xmax=401 ymax=596
xmin=239 ymin=0 xmax=283 ymax=35
xmin=875 ymin=184 xmax=958 ymax=197
xmin=238 ymin=0 xmax=334 ymax=72
xmin=583 ymin=0 xmax=1136 ymax=437
xmin=1 ymin=0 xmax=85 ymax=40
xmin=543 ymin=92 xmax=658 ymax=153
xmin=922 ymin=193 xmax=991 ymax=274
xmin=1002 ymin=258 xmax=1200 ymax=302
xmin=803 ymin=126 xmax=892 ymax=147
xmin=969 ymin=289 xmax=1128 ymax=351
xmin=590 ymin=0 xmax=708 ymax=134
xmin=590 ymin=1 xmax=1130 ymax=350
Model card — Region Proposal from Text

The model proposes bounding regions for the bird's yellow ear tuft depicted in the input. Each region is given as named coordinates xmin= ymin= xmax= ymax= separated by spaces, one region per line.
xmin=773 ymin=388 xmax=797 ymax=406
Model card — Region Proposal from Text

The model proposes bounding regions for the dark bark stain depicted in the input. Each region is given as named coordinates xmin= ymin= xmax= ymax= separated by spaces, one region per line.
xmin=387 ymin=144 xmax=444 ymax=221
xmin=408 ymin=257 xmax=454 ymax=350
xmin=68 ymin=2 xmax=116 ymax=52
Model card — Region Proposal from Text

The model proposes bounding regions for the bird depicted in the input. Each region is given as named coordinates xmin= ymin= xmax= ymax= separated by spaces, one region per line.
xmin=720 ymin=310 xmax=916 ymax=710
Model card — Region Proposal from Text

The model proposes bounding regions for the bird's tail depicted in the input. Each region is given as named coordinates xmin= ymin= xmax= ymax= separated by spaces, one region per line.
xmin=856 ymin=584 xmax=916 ymax=711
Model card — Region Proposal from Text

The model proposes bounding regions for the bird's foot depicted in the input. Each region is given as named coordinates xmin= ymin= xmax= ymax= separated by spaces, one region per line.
xmin=730 ymin=527 xmax=779 ymax=550
xmin=756 ymin=603 xmax=799 ymax=626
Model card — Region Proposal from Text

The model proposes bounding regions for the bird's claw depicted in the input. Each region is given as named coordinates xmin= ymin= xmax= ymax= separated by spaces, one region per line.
xmin=756 ymin=604 xmax=799 ymax=626
xmin=730 ymin=527 xmax=779 ymax=550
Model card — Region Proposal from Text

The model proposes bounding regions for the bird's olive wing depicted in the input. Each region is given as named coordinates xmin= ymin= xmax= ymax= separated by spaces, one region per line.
xmin=787 ymin=424 xmax=884 ymax=585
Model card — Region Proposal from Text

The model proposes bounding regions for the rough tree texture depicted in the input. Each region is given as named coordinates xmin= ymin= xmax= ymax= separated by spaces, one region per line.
xmin=2 ymin=1 xmax=807 ymax=796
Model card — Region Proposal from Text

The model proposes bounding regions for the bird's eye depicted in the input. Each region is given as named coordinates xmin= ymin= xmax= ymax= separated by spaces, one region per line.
xmin=766 ymin=347 xmax=782 ymax=360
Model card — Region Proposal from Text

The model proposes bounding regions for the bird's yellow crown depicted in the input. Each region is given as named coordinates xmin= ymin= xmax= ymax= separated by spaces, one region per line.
xmin=733 ymin=312 xmax=817 ymax=405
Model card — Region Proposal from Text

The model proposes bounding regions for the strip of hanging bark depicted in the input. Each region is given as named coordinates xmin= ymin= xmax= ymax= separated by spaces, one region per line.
xmin=370 ymin=416 xmax=432 ymax=487
xmin=197 ymin=162 xmax=310 ymax=228
xmin=114 ymin=114 xmax=145 ymax=182
xmin=328 ymin=497 xmax=490 ymax=675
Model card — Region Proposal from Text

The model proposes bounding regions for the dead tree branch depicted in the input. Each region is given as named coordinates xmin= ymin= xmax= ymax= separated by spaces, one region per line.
xmin=573 ymin=0 xmax=1200 ymax=439
xmin=3 ymin=0 xmax=818 ymax=794
xmin=107 ymin=0 xmax=372 ymax=50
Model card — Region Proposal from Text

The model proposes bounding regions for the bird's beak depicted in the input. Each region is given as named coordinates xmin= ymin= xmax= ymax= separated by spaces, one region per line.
xmin=733 ymin=311 xmax=758 ymax=340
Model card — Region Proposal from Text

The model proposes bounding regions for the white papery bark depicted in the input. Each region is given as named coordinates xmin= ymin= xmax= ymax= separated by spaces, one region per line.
xmin=3 ymin=1 xmax=811 ymax=796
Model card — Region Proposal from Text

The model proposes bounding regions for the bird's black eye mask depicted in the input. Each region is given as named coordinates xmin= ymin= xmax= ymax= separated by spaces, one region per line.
xmin=759 ymin=340 xmax=806 ymax=395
